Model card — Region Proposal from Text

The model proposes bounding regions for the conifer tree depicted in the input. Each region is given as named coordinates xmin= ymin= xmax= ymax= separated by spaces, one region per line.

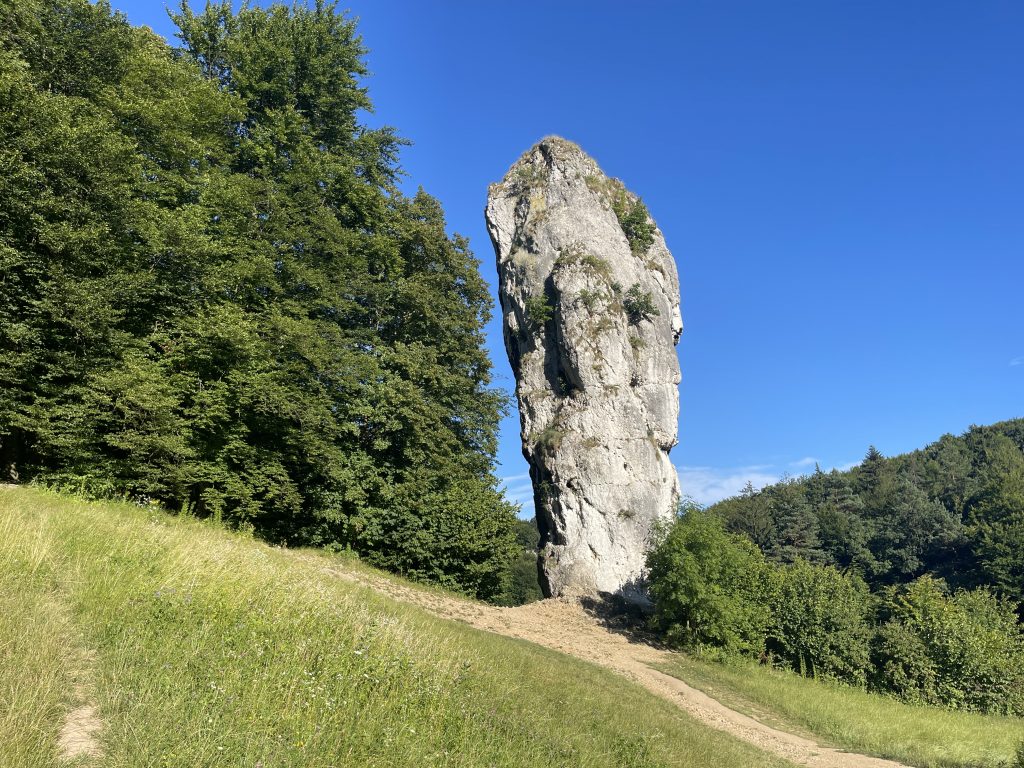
xmin=767 ymin=480 xmax=825 ymax=564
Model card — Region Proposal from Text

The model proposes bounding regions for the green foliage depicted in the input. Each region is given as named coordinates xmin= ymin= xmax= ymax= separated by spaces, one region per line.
xmin=710 ymin=421 xmax=1024 ymax=602
xmin=965 ymin=434 xmax=1024 ymax=603
xmin=647 ymin=505 xmax=776 ymax=655
xmin=770 ymin=559 xmax=873 ymax=684
xmin=611 ymin=191 xmax=656 ymax=254
xmin=555 ymin=242 xmax=614 ymax=283
xmin=718 ymin=481 xmax=778 ymax=552
xmin=524 ymin=293 xmax=554 ymax=328
xmin=872 ymin=577 xmax=1024 ymax=715
xmin=356 ymin=476 xmax=519 ymax=600
xmin=513 ymin=162 xmax=548 ymax=190
xmin=0 ymin=0 xmax=517 ymax=599
xmin=649 ymin=507 xmax=871 ymax=680
xmin=649 ymin=410 xmax=1024 ymax=735
xmin=766 ymin=480 xmax=826 ymax=564
xmin=494 ymin=518 xmax=544 ymax=606
xmin=577 ymin=287 xmax=603 ymax=311
xmin=649 ymin=495 xmax=1024 ymax=714
xmin=532 ymin=424 xmax=567 ymax=452
xmin=623 ymin=283 xmax=660 ymax=324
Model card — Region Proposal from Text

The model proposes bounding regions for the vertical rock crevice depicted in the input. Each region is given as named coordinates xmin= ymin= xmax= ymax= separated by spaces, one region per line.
xmin=486 ymin=137 xmax=683 ymax=601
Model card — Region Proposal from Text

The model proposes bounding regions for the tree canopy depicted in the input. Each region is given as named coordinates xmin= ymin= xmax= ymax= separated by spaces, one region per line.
xmin=712 ymin=419 xmax=1024 ymax=605
xmin=0 ymin=0 xmax=518 ymax=599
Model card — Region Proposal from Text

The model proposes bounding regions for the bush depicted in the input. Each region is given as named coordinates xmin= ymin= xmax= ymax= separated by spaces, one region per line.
xmin=525 ymin=294 xmax=554 ymax=327
xmin=357 ymin=476 xmax=520 ymax=601
xmin=871 ymin=620 xmax=938 ymax=704
xmin=872 ymin=577 xmax=1024 ymax=714
xmin=770 ymin=559 xmax=873 ymax=684
xmin=623 ymin=284 xmax=660 ymax=324
xmin=647 ymin=506 xmax=776 ymax=655
xmin=611 ymin=192 xmax=656 ymax=253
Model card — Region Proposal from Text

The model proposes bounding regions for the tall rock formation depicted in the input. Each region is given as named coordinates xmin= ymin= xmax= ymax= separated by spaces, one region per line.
xmin=486 ymin=137 xmax=682 ymax=600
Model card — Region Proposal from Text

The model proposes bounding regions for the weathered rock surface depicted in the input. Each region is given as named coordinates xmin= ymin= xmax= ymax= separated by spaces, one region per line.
xmin=485 ymin=137 xmax=682 ymax=601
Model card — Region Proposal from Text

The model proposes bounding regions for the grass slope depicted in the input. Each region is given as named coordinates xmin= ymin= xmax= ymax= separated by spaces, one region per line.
xmin=658 ymin=655 xmax=1024 ymax=768
xmin=0 ymin=487 xmax=790 ymax=768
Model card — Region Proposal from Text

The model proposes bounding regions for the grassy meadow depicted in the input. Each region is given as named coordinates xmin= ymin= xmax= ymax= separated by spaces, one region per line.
xmin=0 ymin=486 xmax=791 ymax=768
xmin=658 ymin=654 xmax=1024 ymax=768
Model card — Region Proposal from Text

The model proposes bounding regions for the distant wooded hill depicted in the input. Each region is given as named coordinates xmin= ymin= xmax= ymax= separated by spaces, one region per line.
xmin=710 ymin=419 xmax=1024 ymax=604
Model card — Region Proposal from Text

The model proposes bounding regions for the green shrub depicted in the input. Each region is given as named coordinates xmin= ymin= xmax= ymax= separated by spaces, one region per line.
xmin=358 ymin=475 xmax=520 ymax=600
xmin=532 ymin=424 xmax=567 ymax=452
xmin=495 ymin=549 xmax=544 ymax=606
xmin=577 ymin=288 xmax=603 ymax=311
xmin=556 ymin=243 xmax=614 ymax=282
xmin=872 ymin=577 xmax=1024 ymax=714
xmin=623 ymin=284 xmax=660 ymax=324
xmin=611 ymin=192 xmax=656 ymax=253
xmin=525 ymin=294 xmax=554 ymax=327
xmin=871 ymin=620 xmax=938 ymax=704
xmin=647 ymin=506 xmax=776 ymax=655
xmin=769 ymin=559 xmax=873 ymax=684
xmin=514 ymin=162 xmax=548 ymax=190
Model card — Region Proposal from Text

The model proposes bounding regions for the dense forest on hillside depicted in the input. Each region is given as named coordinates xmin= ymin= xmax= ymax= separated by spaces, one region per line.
xmin=0 ymin=0 xmax=520 ymax=599
xmin=647 ymin=419 xmax=1024 ymax=715
xmin=711 ymin=418 xmax=1024 ymax=604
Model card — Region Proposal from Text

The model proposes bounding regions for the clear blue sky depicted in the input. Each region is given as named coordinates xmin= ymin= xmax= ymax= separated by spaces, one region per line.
xmin=116 ymin=1 xmax=1023 ymax=511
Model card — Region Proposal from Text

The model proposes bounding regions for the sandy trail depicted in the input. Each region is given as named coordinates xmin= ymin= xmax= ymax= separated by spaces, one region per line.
xmin=58 ymin=703 xmax=102 ymax=762
xmin=324 ymin=564 xmax=909 ymax=768
xmin=57 ymin=622 xmax=104 ymax=762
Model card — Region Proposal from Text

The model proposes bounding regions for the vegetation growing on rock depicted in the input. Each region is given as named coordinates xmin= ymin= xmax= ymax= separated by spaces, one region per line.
xmin=623 ymin=284 xmax=661 ymax=324
xmin=524 ymin=294 xmax=555 ymax=328
xmin=612 ymin=192 xmax=656 ymax=254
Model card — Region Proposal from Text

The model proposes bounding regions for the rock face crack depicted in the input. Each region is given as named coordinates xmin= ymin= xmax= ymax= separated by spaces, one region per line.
xmin=486 ymin=137 xmax=682 ymax=601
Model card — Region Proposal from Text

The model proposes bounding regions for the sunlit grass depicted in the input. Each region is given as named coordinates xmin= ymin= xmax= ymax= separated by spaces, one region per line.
xmin=0 ymin=508 xmax=77 ymax=768
xmin=0 ymin=486 xmax=791 ymax=768
xmin=658 ymin=653 xmax=1024 ymax=768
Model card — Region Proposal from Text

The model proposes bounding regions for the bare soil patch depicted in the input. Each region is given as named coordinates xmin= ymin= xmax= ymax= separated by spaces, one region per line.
xmin=58 ymin=703 xmax=102 ymax=762
xmin=58 ymin=634 xmax=103 ymax=762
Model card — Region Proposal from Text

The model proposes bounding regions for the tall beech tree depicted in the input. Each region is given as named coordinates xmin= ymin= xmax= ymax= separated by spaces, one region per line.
xmin=0 ymin=0 xmax=517 ymax=599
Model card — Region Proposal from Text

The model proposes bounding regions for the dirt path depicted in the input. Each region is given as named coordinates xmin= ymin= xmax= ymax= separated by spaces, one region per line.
xmin=57 ymin=621 xmax=104 ymax=763
xmin=323 ymin=564 xmax=909 ymax=768
xmin=58 ymin=702 xmax=102 ymax=762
